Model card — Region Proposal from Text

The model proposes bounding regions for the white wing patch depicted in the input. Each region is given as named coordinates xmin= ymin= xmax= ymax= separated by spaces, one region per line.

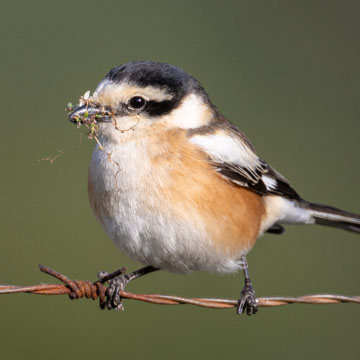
xmin=262 ymin=175 xmax=277 ymax=191
xmin=189 ymin=129 xmax=299 ymax=199
xmin=190 ymin=131 xmax=262 ymax=172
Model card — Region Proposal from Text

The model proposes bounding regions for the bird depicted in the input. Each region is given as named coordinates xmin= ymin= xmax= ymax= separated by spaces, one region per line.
xmin=68 ymin=60 xmax=360 ymax=315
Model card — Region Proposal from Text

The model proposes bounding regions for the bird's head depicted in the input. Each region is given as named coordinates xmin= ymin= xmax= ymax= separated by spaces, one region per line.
xmin=68 ymin=61 xmax=217 ymax=140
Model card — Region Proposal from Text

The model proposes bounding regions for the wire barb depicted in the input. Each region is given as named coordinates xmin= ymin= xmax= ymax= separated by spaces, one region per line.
xmin=0 ymin=265 xmax=359 ymax=310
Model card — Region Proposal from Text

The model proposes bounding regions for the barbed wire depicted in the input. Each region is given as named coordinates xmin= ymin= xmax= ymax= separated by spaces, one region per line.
xmin=0 ymin=265 xmax=359 ymax=310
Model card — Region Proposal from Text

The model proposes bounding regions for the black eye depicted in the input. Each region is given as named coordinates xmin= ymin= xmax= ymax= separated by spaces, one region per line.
xmin=129 ymin=96 xmax=146 ymax=109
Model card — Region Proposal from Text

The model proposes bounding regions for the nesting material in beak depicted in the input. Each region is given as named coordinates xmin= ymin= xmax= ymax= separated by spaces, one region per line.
xmin=67 ymin=91 xmax=114 ymax=125
xmin=67 ymin=91 xmax=116 ymax=140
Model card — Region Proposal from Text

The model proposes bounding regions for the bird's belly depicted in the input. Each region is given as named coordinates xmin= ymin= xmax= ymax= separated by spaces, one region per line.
xmin=91 ymin=193 xmax=235 ymax=273
xmin=87 ymin=134 xmax=264 ymax=273
xmin=89 ymin=178 xmax=243 ymax=273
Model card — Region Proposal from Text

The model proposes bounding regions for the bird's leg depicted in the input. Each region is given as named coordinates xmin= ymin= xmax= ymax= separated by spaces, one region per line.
xmin=236 ymin=256 xmax=258 ymax=315
xmin=98 ymin=265 xmax=158 ymax=310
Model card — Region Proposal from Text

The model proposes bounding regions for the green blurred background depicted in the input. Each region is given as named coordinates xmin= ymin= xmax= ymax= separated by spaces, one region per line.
xmin=0 ymin=0 xmax=359 ymax=359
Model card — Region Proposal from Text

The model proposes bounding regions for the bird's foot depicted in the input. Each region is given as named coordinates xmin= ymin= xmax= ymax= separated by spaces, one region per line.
xmin=98 ymin=268 xmax=129 ymax=311
xmin=236 ymin=283 xmax=258 ymax=315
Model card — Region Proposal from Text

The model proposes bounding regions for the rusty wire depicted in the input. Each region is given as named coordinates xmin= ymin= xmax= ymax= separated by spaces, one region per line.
xmin=0 ymin=265 xmax=359 ymax=310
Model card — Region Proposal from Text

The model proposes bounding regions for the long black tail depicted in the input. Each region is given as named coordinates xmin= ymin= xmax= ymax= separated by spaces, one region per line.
xmin=300 ymin=200 xmax=360 ymax=234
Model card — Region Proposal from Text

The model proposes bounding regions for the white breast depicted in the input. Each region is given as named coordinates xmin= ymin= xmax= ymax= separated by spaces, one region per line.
xmin=87 ymin=125 xmax=244 ymax=273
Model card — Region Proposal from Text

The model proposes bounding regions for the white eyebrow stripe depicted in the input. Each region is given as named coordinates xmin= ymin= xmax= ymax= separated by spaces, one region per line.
xmin=93 ymin=80 xmax=173 ymax=106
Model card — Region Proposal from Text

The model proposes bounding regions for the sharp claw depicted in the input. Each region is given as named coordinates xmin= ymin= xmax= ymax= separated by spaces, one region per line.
xmin=236 ymin=284 xmax=258 ymax=316
xmin=99 ymin=271 xmax=129 ymax=311
xmin=96 ymin=266 xmax=157 ymax=311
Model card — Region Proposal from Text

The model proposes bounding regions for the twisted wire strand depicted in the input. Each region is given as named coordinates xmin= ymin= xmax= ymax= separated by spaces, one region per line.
xmin=0 ymin=265 xmax=359 ymax=309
